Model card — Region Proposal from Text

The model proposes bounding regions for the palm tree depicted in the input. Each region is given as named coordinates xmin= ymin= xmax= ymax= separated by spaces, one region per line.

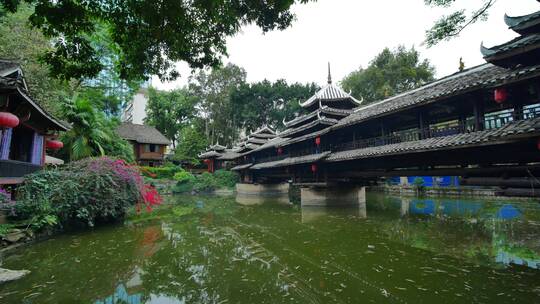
xmin=60 ymin=96 xmax=111 ymax=161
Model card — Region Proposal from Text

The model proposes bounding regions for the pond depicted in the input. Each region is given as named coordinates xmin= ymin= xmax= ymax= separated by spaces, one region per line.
xmin=1 ymin=193 xmax=539 ymax=303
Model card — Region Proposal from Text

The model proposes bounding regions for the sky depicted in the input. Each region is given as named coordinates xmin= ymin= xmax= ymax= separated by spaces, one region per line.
xmin=151 ymin=0 xmax=540 ymax=91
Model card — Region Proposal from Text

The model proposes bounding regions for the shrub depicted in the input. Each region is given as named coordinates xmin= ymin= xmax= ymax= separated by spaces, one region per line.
xmin=192 ymin=172 xmax=218 ymax=192
xmin=15 ymin=157 xmax=162 ymax=230
xmin=140 ymin=163 xmax=182 ymax=179
xmin=213 ymin=169 xmax=239 ymax=188
xmin=171 ymin=170 xmax=196 ymax=194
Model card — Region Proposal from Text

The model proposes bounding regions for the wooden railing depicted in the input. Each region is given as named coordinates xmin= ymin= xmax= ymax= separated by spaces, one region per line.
xmin=0 ymin=160 xmax=41 ymax=178
xmin=249 ymin=104 xmax=540 ymax=165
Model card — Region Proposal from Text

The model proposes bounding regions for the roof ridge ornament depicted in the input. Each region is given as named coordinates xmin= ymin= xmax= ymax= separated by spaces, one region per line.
xmin=327 ymin=62 xmax=332 ymax=84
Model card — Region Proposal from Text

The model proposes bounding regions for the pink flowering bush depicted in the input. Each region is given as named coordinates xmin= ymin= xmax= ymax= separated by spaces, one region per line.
xmin=15 ymin=157 xmax=161 ymax=229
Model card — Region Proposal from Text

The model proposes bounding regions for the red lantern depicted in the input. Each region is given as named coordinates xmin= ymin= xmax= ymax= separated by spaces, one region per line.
xmin=46 ymin=140 xmax=63 ymax=150
xmin=203 ymin=159 xmax=210 ymax=164
xmin=0 ymin=112 xmax=19 ymax=128
xmin=494 ymin=88 xmax=508 ymax=104
xmin=311 ymin=163 xmax=317 ymax=173
xmin=315 ymin=136 xmax=321 ymax=146
xmin=277 ymin=147 xmax=283 ymax=155
xmin=537 ymin=138 xmax=540 ymax=151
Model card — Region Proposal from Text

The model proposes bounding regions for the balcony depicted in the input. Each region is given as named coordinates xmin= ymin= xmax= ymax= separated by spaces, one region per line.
xmin=0 ymin=159 xmax=41 ymax=184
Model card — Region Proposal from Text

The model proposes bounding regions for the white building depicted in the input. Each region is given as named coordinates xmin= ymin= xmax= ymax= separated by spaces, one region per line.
xmin=122 ymin=84 xmax=149 ymax=124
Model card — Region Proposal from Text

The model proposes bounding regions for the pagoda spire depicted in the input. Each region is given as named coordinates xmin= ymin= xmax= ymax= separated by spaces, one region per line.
xmin=327 ymin=62 xmax=332 ymax=84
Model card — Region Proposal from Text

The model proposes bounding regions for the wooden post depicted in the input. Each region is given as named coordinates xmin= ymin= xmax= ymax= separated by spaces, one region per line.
xmin=473 ymin=99 xmax=485 ymax=131
xmin=418 ymin=110 xmax=426 ymax=139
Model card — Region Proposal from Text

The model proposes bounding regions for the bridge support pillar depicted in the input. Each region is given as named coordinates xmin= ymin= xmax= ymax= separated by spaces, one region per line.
xmin=235 ymin=183 xmax=290 ymax=205
xmin=300 ymin=186 xmax=366 ymax=207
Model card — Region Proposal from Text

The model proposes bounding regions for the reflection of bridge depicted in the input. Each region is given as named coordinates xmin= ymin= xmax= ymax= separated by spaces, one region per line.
xmin=202 ymin=11 xmax=540 ymax=202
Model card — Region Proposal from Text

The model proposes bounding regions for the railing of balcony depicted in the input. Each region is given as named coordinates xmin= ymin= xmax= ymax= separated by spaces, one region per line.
xmin=0 ymin=160 xmax=41 ymax=178
xmin=250 ymin=104 xmax=540 ymax=165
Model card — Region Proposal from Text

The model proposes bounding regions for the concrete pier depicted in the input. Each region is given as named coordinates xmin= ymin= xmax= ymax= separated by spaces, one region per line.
xmin=300 ymin=186 xmax=366 ymax=207
xmin=235 ymin=183 xmax=290 ymax=205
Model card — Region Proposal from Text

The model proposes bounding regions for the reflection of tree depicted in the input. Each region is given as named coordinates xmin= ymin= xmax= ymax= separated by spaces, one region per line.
xmin=0 ymin=224 xmax=148 ymax=303
xmin=372 ymin=194 xmax=540 ymax=269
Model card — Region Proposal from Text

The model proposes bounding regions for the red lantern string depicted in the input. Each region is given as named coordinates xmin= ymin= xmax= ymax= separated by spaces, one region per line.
xmin=315 ymin=136 xmax=321 ymax=146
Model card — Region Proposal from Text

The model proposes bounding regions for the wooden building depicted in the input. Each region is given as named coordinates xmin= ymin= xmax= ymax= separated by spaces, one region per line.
xmin=116 ymin=123 xmax=170 ymax=166
xmin=0 ymin=60 xmax=68 ymax=185
xmin=201 ymin=126 xmax=277 ymax=175
xmin=223 ymin=10 xmax=540 ymax=197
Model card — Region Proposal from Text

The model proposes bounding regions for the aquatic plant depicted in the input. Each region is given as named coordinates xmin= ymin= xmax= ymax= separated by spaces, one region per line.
xmin=15 ymin=157 xmax=162 ymax=230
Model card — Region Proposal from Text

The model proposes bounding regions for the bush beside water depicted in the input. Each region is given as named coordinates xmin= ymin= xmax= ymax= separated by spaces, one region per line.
xmin=14 ymin=157 xmax=161 ymax=231
xmin=172 ymin=170 xmax=239 ymax=194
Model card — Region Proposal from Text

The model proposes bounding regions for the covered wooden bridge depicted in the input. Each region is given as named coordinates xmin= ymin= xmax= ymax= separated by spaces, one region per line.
xmin=202 ymin=10 xmax=540 ymax=203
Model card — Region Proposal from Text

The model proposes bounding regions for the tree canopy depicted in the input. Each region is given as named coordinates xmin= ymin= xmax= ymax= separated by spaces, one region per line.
xmin=230 ymin=79 xmax=319 ymax=132
xmin=424 ymin=0 xmax=496 ymax=47
xmin=144 ymin=87 xmax=198 ymax=149
xmin=0 ymin=0 xmax=313 ymax=81
xmin=341 ymin=46 xmax=435 ymax=104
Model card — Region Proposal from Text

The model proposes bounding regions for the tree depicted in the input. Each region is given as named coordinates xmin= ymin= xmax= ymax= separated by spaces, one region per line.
xmin=424 ymin=0 xmax=496 ymax=47
xmin=1 ymin=0 xmax=313 ymax=81
xmin=341 ymin=46 xmax=435 ymax=104
xmin=145 ymin=87 xmax=197 ymax=149
xmin=0 ymin=4 xmax=75 ymax=116
xmin=188 ymin=63 xmax=247 ymax=146
xmin=174 ymin=126 xmax=208 ymax=165
xmin=59 ymin=95 xmax=134 ymax=162
xmin=230 ymin=79 xmax=319 ymax=132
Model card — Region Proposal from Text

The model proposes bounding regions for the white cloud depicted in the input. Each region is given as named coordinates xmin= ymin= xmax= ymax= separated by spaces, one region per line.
xmin=152 ymin=0 xmax=539 ymax=90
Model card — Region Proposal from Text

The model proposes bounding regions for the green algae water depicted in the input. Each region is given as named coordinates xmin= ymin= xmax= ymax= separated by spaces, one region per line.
xmin=1 ymin=193 xmax=540 ymax=303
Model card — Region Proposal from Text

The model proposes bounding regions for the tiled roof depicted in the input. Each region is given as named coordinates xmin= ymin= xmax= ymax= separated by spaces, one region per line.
xmin=326 ymin=117 xmax=540 ymax=162
xmin=481 ymin=34 xmax=540 ymax=59
xmin=251 ymin=151 xmax=330 ymax=170
xmin=505 ymin=11 xmax=540 ymax=33
xmin=283 ymin=111 xmax=318 ymax=128
xmin=337 ymin=63 xmax=540 ymax=129
xmin=199 ymin=150 xmax=221 ymax=159
xmin=279 ymin=116 xmax=337 ymax=138
xmin=247 ymin=137 xmax=268 ymax=145
xmin=0 ymin=60 xmax=20 ymax=76
xmin=209 ymin=144 xmax=226 ymax=151
xmin=116 ymin=123 xmax=171 ymax=145
xmin=231 ymin=163 xmax=253 ymax=171
xmin=217 ymin=150 xmax=241 ymax=160
xmin=300 ymin=83 xmax=362 ymax=108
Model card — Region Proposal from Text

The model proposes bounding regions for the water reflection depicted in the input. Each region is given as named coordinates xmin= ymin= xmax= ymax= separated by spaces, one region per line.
xmin=1 ymin=194 xmax=539 ymax=303
xmin=95 ymin=284 xmax=142 ymax=304
xmin=235 ymin=193 xmax=291 ymax=206
xmin=301 ymin=202 xmax=367 ymax=223
xmin=373 ymin=195 xmax=540 ymax=270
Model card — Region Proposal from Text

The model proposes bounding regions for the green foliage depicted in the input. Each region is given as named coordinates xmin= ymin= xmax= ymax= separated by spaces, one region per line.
xmin=173 ymin=171 xmax=195 ymax=183
xmin=140 ymin=163 xmax=183 ymax=179
xmin=0 ymin=3 xmax=75 ymax=116
xmin=58 ymin=95 xmax=134 ymax=162
xmin=192 ymin=172 xmax=219 ymax=193
xmin=1 ymin=0 xmax=313 ymax=81
xmin=424 ymin=0 xmax=495 ymax=47
xmin=174 ymin=126 xmax=208 ymax=165
xmin=14 ymin=157 xmax=147 ymax=230
xmin=341 ymin=46 xmax=435 ymax=104
xmin=188 ymin=63 xmax=247 ymax=145
xmin=213 ymin=170 xmax=239 ymax=188
xmin=0 ymin=223 xmax=14 ymax=237
xmin=230 ymin=79 xmax=319 ymax=132
xmin=145 ymin=87 xmax=197 ymax=148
